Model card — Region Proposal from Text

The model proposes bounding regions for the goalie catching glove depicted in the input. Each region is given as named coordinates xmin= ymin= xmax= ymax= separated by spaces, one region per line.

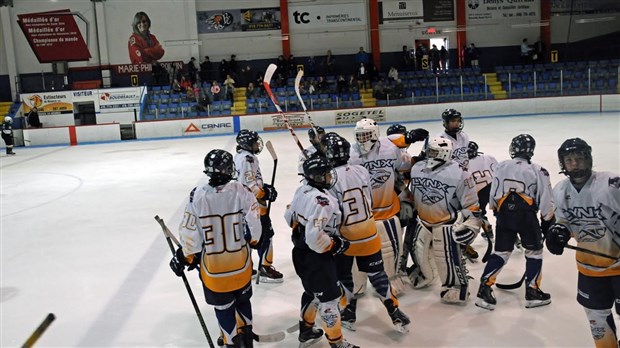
xmin=170 ymin=247 xmax=200 ymax=277
xmin=452 ymin=210 xmax=481 ymax=245
xmin=545 ymin=224 xmax=571 ymax=255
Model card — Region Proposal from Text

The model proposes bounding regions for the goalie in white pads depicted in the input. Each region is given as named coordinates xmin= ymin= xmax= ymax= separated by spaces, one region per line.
xmin=234 ymin=130 xmax=283 ymax=283
xmin=323 ymin=134 xmax=410 ymax=333
xmin=348 ymin=118 xmax=427 ymax=295
xmin=170 ymin=149 xmax=262 ymax=348
xmin=475 ymin=134 xmax=555 ymax=310
xmin=408 ymin=137 xmax=482 ymax=304
xmin=546 ymin=138 xmax=620 ymax=348
xmin=285 ymin=156 xmax=360 ymax=348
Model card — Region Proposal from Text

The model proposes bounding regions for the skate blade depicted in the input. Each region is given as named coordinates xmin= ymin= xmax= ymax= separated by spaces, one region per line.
xmin=298 ymin=336 xmax=322 ymax=348
xmin=474 ymin=299 xmax=495 ymax=311
xmin=341 ymin=321 xmax=356 ymax=331
xmin=525 ymin=299 xmax=551 ymax=308
xmin=259 ymin=277 xmax=284 ymax=284
xmin=394 ymin=323 xmax=409 ymax=333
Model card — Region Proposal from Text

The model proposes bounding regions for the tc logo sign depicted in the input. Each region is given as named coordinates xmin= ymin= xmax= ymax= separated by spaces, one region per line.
xmin=293 ymin=11 xmax=320 ymax=24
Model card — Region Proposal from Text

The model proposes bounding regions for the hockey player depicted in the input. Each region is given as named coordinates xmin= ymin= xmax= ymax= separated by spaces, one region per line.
xmin=408 ymin=137 xmax=482 ymax=304
xmin=476 ymin=134 xmax=555 ymax=310
xmin=285 ymin=156 xmax=360 ymax=348
xmin=466 ymin=141 xmax=498 ymax=239
xmin=546 ymin=138 xmax=620 ymax=348
xmin=2 ymin=116 xmax=16 ymax=156
xmin=170 ymin=149 xmax=262 ymax=348
xmin=348 ymin=118 xmax=428 ymax=295
xmin=437 ymin=108 xmax=478 ymax=260
xmin=323 ymin=134 xmax=410 ymax=333
xmin=297 ymin=126 xmax=326 ymax=175
xmin=234 ymin=129 xmax=283 ymax=283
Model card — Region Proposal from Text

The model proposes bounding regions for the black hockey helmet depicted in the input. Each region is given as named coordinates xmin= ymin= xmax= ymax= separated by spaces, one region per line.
xmin=236 ymin=129 xmax=263 ymax=154
xmin=441 ymin=108 xmax=463 ymax=133
xmin=303 ymin=155 xmax=336 ymax=190
xmin=467 ymin=141 xmax=483 ymax=159
xmin=509 ymin=134 xmax=536 ymax=160
xmin=204 ymin=149 xmax=236 ymax=186
xmin=323 ymin=134 xmax=351 ymax=166
xmin=557 ymin=137 xmax=592 ymax=181
xmin=387 ymin=123 xmax=407 ymax=136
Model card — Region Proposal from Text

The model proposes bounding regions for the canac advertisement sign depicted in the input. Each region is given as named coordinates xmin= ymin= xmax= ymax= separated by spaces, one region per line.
xmin=182 ymin=119 xmax=234 ymax=135
xmin=21 ymin=91 xmax=73 ymax=115
xmin=335 ymin=108 xmax=386 ymax=125
xmin=98 ymin=87 xmax=142 ymax=113
xmin=17 ymin=9 xmax=91 ymax=63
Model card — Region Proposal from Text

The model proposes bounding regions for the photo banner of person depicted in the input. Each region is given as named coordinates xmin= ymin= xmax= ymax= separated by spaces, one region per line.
xmin=17 ymin=9 xmax=91 ymax=62
xmin=197 ymin=7 xmax=281 ymax=34
xmin=128 ymin=11 xmax=165 ymax=64
xmin=21 ymin=92 xmax=74 ymax=115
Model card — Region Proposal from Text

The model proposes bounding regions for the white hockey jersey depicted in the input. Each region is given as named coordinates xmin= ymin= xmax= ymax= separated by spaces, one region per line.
xmin=409 ymin=160 xmax=480 ymax=226
xmin=234 ymin=149 xmax=268 ymax=214
xmin=178 ymin=181 xmax=262 ymax=293
xmin=438 ymin=130 xmax=470 ymax=170
xmin=349 ymin=137 xmax=405 ymax=220
xmin=553 ymin=172 xmax=620 ymax=277
xmin=467 ymin=153 xmax=498 ymax=193
xmin=329 ymin=164 xmax=381 ymax=256
xmin=284 ymin=185 xmax=342 ymax=254
xmin=490 ymin=157 xmax=554 ymax=221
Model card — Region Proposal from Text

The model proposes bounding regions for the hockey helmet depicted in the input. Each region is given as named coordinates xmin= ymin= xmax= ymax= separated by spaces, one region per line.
xmin=387 ymin=123 xmax=407 ymax=136
xmin=354 ymin=118 xmax=379 ymax=155
xmin=441 ymin=108 xmax=463 ymax=133
xmin=236 ymin=129 xmax=263 ymax=154
xmin=509 ymin=134 xmax=536 ymax=160
xmin=426 ymin=137 xmax=453 ymax=169
xmin=323 ymin=134 xmax=351 ymax=166
xmin=4 ymin=116 xmax=12 ymax=123
xmin=557 ymin=138 xmax=593 ymax=182
xmin=204 ymin=149 xmax=236 ymax=186
xmin=467 ymin=141 xmax=483 ymax=159
xmin=303 ymin=155 xmax=336 ymax=190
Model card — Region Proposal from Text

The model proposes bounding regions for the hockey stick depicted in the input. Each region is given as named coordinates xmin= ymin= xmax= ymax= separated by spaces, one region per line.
xmin=293 ymin=69 xmax=319 ymax=136
xmin=22 ymin=313 xmax=55 ymax=348
xmin=565 ymin=244 xmax=620 ymax=261
xmin=154 ymin=215 xmax=215 ymax=348
xmin=263 ymin=64 xmax=308 ymax=158
xmin=256 ymin=140 xmax=278 ymax=285
xmin=496 ymin=272 xmax=526 ymax=290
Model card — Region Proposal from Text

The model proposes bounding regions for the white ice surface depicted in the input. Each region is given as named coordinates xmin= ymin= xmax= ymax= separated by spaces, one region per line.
xmin=1 ymin=112 xmax=619 ymax=347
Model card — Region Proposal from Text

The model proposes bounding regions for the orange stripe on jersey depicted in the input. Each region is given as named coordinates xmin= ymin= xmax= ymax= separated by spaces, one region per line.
xmin=496 ymin=192 xmax=534 ymax=210
xmin=373 ymin=195 xmax=400 ymax=220
xmin=200 ymin=248 xmax=253 ymax=293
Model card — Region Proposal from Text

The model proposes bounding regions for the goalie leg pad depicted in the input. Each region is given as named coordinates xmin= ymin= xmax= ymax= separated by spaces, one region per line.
xmin=433 ymin=225 xmax=469 ymax=304
xmin=408 ymin=221 xmax=437 ymax=288
xmin=584 ymin=308 xmax=618 ymax=347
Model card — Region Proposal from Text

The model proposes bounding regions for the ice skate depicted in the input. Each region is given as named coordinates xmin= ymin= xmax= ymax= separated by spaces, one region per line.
xmin=329 ymin=339 xmax=360 ymax=348
xmin=385 ymin=299 xmax=411 ymax=333
xmin=463 ymin=244 xmax=479 ymax=262
xmin=258 ymin=265 xmax=283 ymax=283
xmin=298 ymin=321 xmax=323 ymax=348
xmin=340 ymin=303 xmax=357 ymax=331
xmin=475 ymin=283 xmax=496 ymax=311
xmin=525 ymin=286 xmax=551 ymax=308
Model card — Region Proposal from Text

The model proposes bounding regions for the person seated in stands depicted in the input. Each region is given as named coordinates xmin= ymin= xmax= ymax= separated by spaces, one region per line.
xmin=337 ymin=74 xmax=349 ymax=96
xmin=317 ymin=76 xmax=330 ymax=94
xmin=358 ymin=63 xmax=367 ymax=90
xmin=246 ymin=82 xmax=258 ymax=99
xmin=172 ymin=78 xmax=182 ymax=93
xmin=347 ymin=74 xmax=359 ymax=93
xmin=180 ymin=76 xmax=192 ymax=92
xmin=392 ymin=79 xmax=405 ymax=99
xmin=210 ymin=80 xmax=222 ymax=101
xmin=223 ymin=74 xmax=236 ymax=101
xmin=388 ymin=66 xmax=399 ymax=81
xmin=373 ymin=79 xmax=387 ymax=100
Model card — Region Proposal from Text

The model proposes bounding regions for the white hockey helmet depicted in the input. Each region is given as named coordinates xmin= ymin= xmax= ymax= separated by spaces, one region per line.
xmin=354 ymin=118 xmax=379 ymax=154
xmin=426 ymin=137 xmax=453 ymax=169
xmin=4 ymin=116 xmax=12 ymax=123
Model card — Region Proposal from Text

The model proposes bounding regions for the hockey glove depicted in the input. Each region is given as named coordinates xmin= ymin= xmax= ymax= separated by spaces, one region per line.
xmin=170 ymin=247 xmax=189 ymax=277
xmin=545 ymin=224 xmax=571 ymax=255
xmin=330 ymin=235 xmax=350 ymax=256
xmin=405 ymin=128 xmax=429 ymax=144
xmin=452 ymin=226 xmax=476 ymax=245
xmin=540 ymin=217 xmax=554 ymax=237
xmin=262 ymin=184 xmax=278 ymax=202
xmin=260 ymin=214 xmax=275 ymax=239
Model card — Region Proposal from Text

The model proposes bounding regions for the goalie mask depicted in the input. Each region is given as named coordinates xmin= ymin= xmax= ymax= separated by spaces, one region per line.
xmin=303 ymin=155 xmax=337 ymax=190
xmin=557 ymin=137 xmax=593 ymax=184
xmin=236 ymin=129 xmax=263 ymax=154
xmin=426 ymin=137 xmax=453 ymax=169
xmin=441 ymin=109 xmax=463 ymax=135
xmin=204 ymin=149 xmax=236 ymax=186
xmin=509 ymin=134 xmax=535 ymax=161
xmin=355 ymin=118 xmax=379 ymax=155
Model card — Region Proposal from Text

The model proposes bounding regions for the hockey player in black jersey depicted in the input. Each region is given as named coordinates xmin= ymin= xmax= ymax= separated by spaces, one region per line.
xmin=2 ymin=116 xmax=16 ymax=156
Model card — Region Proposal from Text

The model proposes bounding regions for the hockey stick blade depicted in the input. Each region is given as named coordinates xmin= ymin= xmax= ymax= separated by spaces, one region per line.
xmin=253 ymin=330 xmax=286 ymax=343
xmin=286 ymin=322 xmax=299 ymax=333
xmin=565 ymin=244 xmax=620 ymax=261
xmin=22 ymin=313 xmax=55 ymax=348
xmin=294 ymin=69 xmax=309 ymax=115
xmin=496 ymin=272 xmax=526 ymax=290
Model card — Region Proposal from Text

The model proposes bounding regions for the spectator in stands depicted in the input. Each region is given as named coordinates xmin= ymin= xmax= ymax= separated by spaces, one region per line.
xmin=347 ymin=74 xmax=359 ymax=93
xmin=388 ymin=66 xmax=399 ymax=81
xmin=317 ymin=76 xmax=330 ymax=94
xmin=288 ymin=54 xmax=297 ymax=77
xmin=401 ymin=45 xmax=411 ymax=71
xmin=223 ymin=74 xmax=236 ymax=102
xmin=186 ymin=57 xmax=198 ymax=84
xmin=172 ymin=78 xmax=182 ymax=93
xmin=219 ymin=59 xmax=229 ymax=80
xmin=392 ymin=79 xmax=405 ymax=99
xmin=152 ymin=62 xmax=167 ymax=85
xmin=373 ymin=79 xmax=387 ymax=100
xmin=461 ymin=45 xmax=470 ymax=68
xmin=211 ymin=80 xmax=222 ymax=101
xmin=440 ymin=45 xmax=448 ymax=72
xmin=276 ymin=55 xmax=287 ymax=77
xmin=229 ymin=54 xmax=238 ymax=76
xmin=27 ymin=107 xmax=42 ymax=128
xmin=468 ymin=43 xmax=480 ymax=68
xmin=533 ymin=37 xmax=544 ymax=63
xmin=358 ymin=63 xmax=367 ymax=89
xmin=430 ymin=44 xmax=440 ymax=74
xmin=246 ymin=82 xmax=258 ymax=99
xmin=324 ymin=50 xmax=336 ymax=75
xmin=200 ymin=56 xmax=212 ymax=82
xmin=355 ymin=47 xmax=370 ymax=66
xmin=521 ymin=38 xmax=533 ymax=64
xmin=255 ymin=73 xmax=266 ymax=97
xmin=337 ymin=74 xmax=348 ymax=96
xmin=128 ymin=12 xmax=165 ymax=65
xmin=180 ymin=76 xmax=192 ymax=92
xmin=416 ymin=44 xmax=425 ymax=70
xmin=240 ymin=65 xmax=254 ymax=88
xmin=306 ymin=56 xmax=317 ymax=76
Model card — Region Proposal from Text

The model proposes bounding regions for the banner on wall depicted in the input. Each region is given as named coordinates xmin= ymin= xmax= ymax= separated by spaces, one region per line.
xmin=17 ymin=9 xmax=91 ymax=62
xmin=21 ymin=91 xmax=73 ymax=115
xmin=111 ymin=60 xmax=185 ymax=75
xmin=423 ymin=0 xmax=455 ymax=22
xmin=288 ymin=3 xmax=367 ymax=29
xmin=197 ymin=7 xmax=281 ymax=34
xmin=262 ymin=113 xmax=310 ymax=131
xmin=182 ymin=119 xmax=234 ymax=135
xmin=98 ymin=87 xmax=143 ymax=113
xmin=379 ymin=1 xmax=424 ymax=24
xmin=335 ymin=108 xmax=386 ymax=125
xmin=466 ymin=0 xmax=539 ymax=22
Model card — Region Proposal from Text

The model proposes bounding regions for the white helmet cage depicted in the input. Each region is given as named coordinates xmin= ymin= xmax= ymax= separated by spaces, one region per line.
xmin=4 ymin=116 xmax=12 ymax=123
xmin=426 ymin=137 xmax=453 ymax=169
xmin=354 ymin=118 xmax=379 ymax=154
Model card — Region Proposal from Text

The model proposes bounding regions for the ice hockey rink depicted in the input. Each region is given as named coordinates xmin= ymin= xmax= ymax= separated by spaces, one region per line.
xmin=1 ymin=111 xmax=619 ymax=347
